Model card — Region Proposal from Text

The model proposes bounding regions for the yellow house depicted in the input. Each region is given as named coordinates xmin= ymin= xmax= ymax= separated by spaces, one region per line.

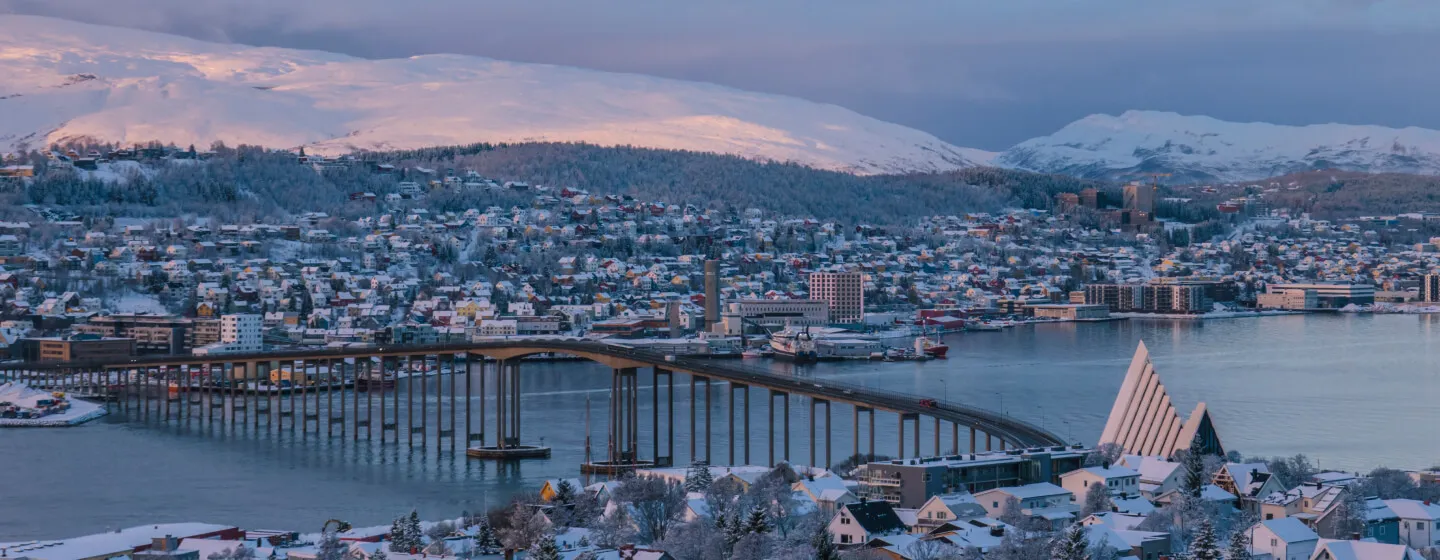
xmin=455 ymin=300 xmax=483 ymax=319
xmin=539 ymin=478 xmax=582 ymax=502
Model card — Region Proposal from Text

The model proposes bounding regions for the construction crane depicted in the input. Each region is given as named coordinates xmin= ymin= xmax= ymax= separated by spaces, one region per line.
xmin=1139 ymin=172 xmax=1172 ymax=189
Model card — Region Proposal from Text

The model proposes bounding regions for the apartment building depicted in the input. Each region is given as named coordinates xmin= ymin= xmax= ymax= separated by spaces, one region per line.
xmin=858 ymin=447 xmax=1089 ymax=508
xmin=809 ymin=272 xmax=864 ymax=324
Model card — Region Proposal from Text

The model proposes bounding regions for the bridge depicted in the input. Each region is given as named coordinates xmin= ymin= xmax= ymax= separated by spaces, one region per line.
xmin=0 ymin=340 xmax=1066 ymax=470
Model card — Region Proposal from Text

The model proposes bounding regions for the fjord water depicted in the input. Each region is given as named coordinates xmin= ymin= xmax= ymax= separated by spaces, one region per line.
xmin=4 ymin=314 xmax=1437 ymax=540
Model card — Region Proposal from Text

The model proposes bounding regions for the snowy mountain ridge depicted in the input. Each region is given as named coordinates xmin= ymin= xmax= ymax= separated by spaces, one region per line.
xmin=0 ymin=15 xmax=995 ymax=175
xmin=996 ymin=110 xmax=1440 ymax=183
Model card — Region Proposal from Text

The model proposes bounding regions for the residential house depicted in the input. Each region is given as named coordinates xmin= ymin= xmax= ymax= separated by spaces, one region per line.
xmin=1310 ymin=539 xmax=1425 ymax=560
xmin=829 ymin=500 xmax=907 ymax=547
xmin=1251 ymin=518 xmax=1320 ymax=560
xmin=1060 ymin=465 xmax=1142 ymax=499
xmin=1385 ymin=499 xmax=1440 ymax=549
xmin=974 ymin=483 xmax=1078 ymax=530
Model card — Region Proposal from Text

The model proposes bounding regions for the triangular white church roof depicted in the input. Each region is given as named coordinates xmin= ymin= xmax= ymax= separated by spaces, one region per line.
xmin=1098 ymin=341 xmax=1223 ymax=458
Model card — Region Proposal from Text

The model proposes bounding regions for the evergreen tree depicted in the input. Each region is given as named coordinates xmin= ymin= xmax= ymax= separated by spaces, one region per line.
xmin=1051 ymin=522 xmax=1089 ymax=560
xmin=529 ymin=535 xmax=562 ymax=560
xmin=812 ymin=524 xmax=841 ymax=560
xmin=1190 ymin=520 xmax=1222 ymax=560
xmin=1183 ymin=439 xmax=1209 ymax=498
xmin=316 ymin=531 xmax=346 ymax=560
xmin=554 ymin=479 xmax=577 ymax=505
xmin=404 ymin=510 xmax=423 ymax=551
xmin=473 ymin=514 xmax=501 ymax=554
xmin=741 ymin=505 xmax=771 ymax=535
xmin=1226 ymin=523 xmax=1253 ymax=560
xmin=370 ymin=549 xmax=387 ymax=560
xmin=387 ymin=517 xmax=408 ymax=552
xmin=684 ymin=461 xmax=714 ymax=492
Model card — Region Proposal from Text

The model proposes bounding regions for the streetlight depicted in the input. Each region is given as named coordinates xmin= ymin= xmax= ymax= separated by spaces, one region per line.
xmin=939 ymin=378 xmax=948 ymax=403
xmin=995 ymin=391 xmax=1005 ymax=416
xmin=1063 ymin=420 xmax=1072 ymax=444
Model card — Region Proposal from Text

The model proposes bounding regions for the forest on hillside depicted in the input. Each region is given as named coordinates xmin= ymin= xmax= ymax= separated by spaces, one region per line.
xmin=7 ymin=141 xmax=1110 ymax=224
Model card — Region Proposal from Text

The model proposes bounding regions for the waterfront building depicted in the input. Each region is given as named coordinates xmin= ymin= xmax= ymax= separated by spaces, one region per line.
xmin=1421 ymin=273 xmax=1440 ymax=303
xmin=1262 ymin=283 xmax=1375 ymax=309
xmin=1258 ymin=288 xmax=1319 ymax=310
xmin=1027 ymin=303 xmax=1112 ymax=320
xmin=858 ymin=447 xmax=1088 ymax=508
xmin=73 ymin=313 xmax=194 ymax=354
xmin=1084 ymin=281 xmax=1219 ymax=314
xmin=194 ymin=314 xmax=262 ymax=356
xmin=24 ymin=334 xmax=136 ymax=362
xmin=1099 ymin=342 xmax=1224 ymax=457
xmin=810 ymin=271 xmax=864 ymax=324
xmin=731 ymin=298 xmax=830 ymax=327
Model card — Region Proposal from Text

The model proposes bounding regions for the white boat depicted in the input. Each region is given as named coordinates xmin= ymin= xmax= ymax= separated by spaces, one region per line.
xmin=769 ymin=326 xmax=818 ymax=363
xmin=741 ymin=349 xmax=765 ymax=359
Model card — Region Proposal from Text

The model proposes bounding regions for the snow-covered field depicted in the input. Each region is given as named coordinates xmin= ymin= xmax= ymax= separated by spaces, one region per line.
xmin=997 ymin=110 xmax=1440 ymax=181
xmin=0 ymin=382 xmax=107 ymax=427
xmin=0 ymin=15 xmax=993 ymax=175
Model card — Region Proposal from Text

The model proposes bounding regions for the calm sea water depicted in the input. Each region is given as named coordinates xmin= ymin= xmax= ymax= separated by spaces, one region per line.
xmin=4 ymin=314 xmax=1437 ymax=540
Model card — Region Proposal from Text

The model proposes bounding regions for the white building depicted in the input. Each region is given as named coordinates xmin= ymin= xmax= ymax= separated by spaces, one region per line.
xmin=1385 ymin=499 xmax=1440 ymax=549
xmin=1251 ymin=518 xmax=1319 ymax=560
xmin=195 ymin=314 xmax=262 ymax=355
xmin=1311 ymin=539 xmax=1426 ymax=560
xmin=1061 ymin=465 xmax=1142 ymax=498
xmin=731 ymin=299 xmax=829 ymax=327
xmin=809 ymin=272 xmax=864 ymax=324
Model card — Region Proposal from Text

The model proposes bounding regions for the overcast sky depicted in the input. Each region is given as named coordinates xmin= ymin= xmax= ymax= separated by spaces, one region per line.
xmin=3 ymin=0 xmax=1437 ymax=150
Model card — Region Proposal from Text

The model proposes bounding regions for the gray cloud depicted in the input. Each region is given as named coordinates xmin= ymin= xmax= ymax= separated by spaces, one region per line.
xmin=2 ymin=0 xmax=1438 ymax=149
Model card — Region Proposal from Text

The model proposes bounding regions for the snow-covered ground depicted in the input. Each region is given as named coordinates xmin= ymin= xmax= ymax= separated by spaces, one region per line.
xmin=0 ymin=382 xmax=107 ymax=427
xmin=0 ymin=15 xmax=993 ymax=175
xmin=997 ymin=110 xmax=1440 ymax=181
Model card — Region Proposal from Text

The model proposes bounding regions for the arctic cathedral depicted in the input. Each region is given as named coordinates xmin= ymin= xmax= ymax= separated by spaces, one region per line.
xmin=1099 ymin=341 xmax=1225 ymax=458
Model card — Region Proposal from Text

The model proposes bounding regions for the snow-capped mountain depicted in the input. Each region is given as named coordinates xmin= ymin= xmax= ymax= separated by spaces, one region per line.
xmin=0 ymin=15 xmax=995 ymax=175
xmin=997 ymin=111 xmax=1440 ymax=183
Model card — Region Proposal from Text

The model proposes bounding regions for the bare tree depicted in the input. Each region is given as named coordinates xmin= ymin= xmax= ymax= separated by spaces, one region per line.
xmin=614 ymin=475 xmax=687 ymax=543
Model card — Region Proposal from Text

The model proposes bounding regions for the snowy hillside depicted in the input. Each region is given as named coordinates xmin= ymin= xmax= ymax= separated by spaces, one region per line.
xmin=0 ymin=15 xmax=995 ymax=175
xmin=996 ymin=111 xmax=1440 ymax=183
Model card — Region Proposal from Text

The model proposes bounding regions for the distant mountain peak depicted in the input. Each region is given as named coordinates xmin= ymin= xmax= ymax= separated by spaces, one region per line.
xmin=997 ymin=110 xmax=1440 ymax=182
xmin=0 ymin=15 xmax=994 ymax=175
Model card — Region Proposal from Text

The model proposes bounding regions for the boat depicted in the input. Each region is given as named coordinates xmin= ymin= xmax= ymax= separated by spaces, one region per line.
xmin=915 ymin=336 xmax=949 ymax=358
xmin=769 ymin=326 xmax=818 ymax=363
xmin=355 ymin=371 xmax=395 ymax=392
xmin=741 ymin=349 xmax=765 ymax=359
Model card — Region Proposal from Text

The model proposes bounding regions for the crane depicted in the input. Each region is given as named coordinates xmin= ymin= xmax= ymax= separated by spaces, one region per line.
xmin=1140 ymin=172 xmax=1171 ymax=189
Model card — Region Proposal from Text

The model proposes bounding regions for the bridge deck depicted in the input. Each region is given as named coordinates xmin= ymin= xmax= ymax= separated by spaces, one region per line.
xmin=2 ymin=339 xmax=1065 ymax=448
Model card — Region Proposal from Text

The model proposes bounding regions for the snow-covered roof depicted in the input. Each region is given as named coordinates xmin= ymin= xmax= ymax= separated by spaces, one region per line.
xmin=1259 ymin=518 xmax=1319 ymax=544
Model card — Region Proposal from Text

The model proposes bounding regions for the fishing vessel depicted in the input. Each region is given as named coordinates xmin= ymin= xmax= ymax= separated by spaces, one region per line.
xmin=769 ymin=326 xmax=818 ymax=363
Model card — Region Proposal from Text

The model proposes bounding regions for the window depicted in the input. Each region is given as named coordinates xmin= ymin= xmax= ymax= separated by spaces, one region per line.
xmin=993 ymin=501 xmax=1000 ymax=508
xmin=841 ymin=534 xmax=853 ymax=544
xmin=1271 ymin=539 xmax=1278 ymax=547
xmin=1417 ymin=522 xmax=1425 ymax=530
xmin=937 ymin=512 xmax=946 ymax=519
xmin=1267 ymin=514 xmax=1275 ymax=520
xmin=841 ymin=517 xmax=851 ymax=525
